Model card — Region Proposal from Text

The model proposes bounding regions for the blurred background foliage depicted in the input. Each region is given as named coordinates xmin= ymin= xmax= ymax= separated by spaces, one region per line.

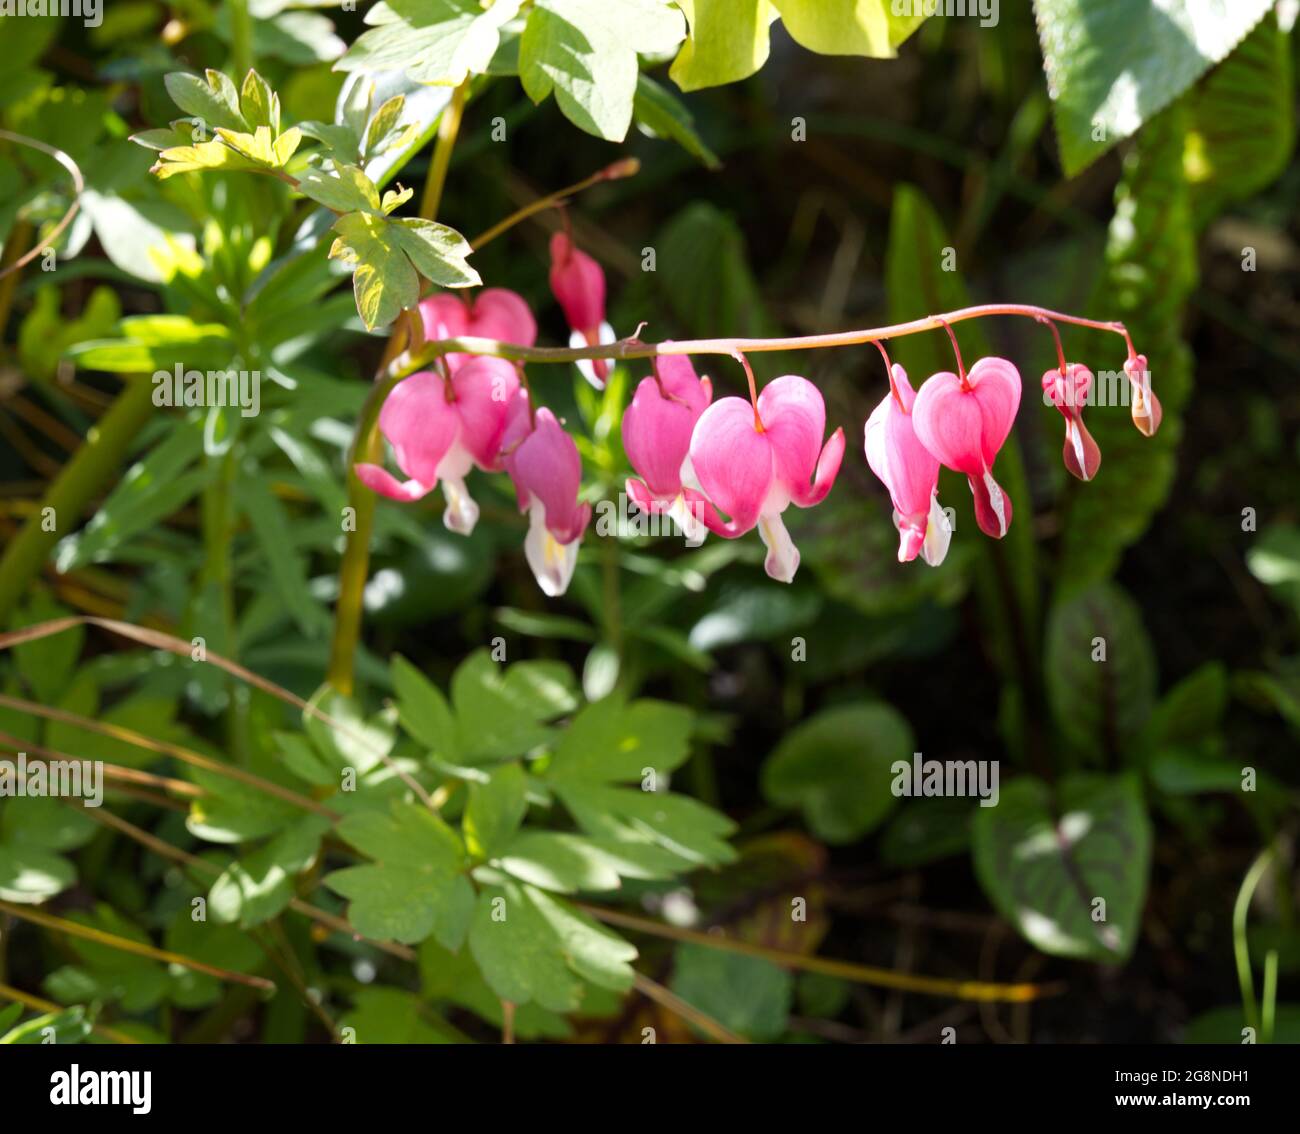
xmin=0 ymin=1 xmax=1298 ymax=1044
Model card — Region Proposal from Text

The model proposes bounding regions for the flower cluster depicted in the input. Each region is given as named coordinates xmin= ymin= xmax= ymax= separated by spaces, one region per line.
xmin=357 ymin=236 xmax=1160 ymax=594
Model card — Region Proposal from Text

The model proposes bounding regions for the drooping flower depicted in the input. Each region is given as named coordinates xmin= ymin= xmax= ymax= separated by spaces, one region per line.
xmin=623 ymin=353 xmax=713 ymax=545
xmin=549 ymin=231 xmax=614 ymax=388
xmin=689 ymin=375 xmax=845 ymax=583
xmin=419 ymin=287 xmax=537 ymax=372
xmin=864 ymin=364 xmax=951 ymax=565
xmin=502 ymin=400 xmax=592 ymax=597
xmin=911 ymin=356 xmax=1021 ymax=540
xmin=1042 ymin=363 xmax=1101 ymax=481
xmin=355 ymin=356 xmax=520 ymax=535
xmin=1123 ymin=353 xmax=1162 ymax=437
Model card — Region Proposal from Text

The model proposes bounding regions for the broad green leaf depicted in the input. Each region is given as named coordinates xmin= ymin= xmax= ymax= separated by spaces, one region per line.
xmin=1033 ymin=0 xmax=1274 ymax=176
xmin=494 ymin=831 xmax=622 ymax=893
xmin=386 ymin=217 xmax=479 ymax=287
xmin=1045 ymin=583 xmax=1157 ymax=761
xmin=392 ymin=655 xmax=460 ymax=760
xmin=670 ymin=0 xmax=776 ymax=92
xmin=464 ymin=762 xmax=528 ymax=858
xmin=340 ymin=986 xmax=460 ymax=1044
xmin=468 ymin=881 xmax=635 ymax=1010
xmin=164 ymin=69 xmax=249 ymax=132
xmin=209 ymin=816 xmax=330 ymax=928
xmin=761 ymin=702 xmax=913 ymax=843
xmin=338 ymin=0 xmax=525 ymax=85
xmin=150 ymin=139 xmax=263 ymax=179
xmin=296 ymin=164 xmax=382 ymax=213
xmin=326 ymin=801 xmax=473 ymax=946
xmin=329 ymin=211 xmax=419 ymax=330
xmin=239 ymin=69 xmax=280 ymax=133
xmin=1140 ymin=661 xmax=1226 ymax=750
xmin=520 ymin=0 xmax=686 ymax=141
xmin=973 ymin=773 xmax=1152 ymax=963
xmin=555 ymin=782 xmax=736 ymax=867
xmin=545 ymin=696 xmax=693 ymax=783
xmin=671 ymin=942 xmax=791 ymax=1040
xmin=419 ymin=938 xmax=573 ymax=1038
xmin=1183 ymin=12 xmax=1294 ymax=226
xmin=0 ymin=842 xmax=75 ymax=903
xmin=451 ymin=650 xmax=556 ymax=761
xmin=771 ymin=0 xmax=925 ymax=57
xmin=633 ymin=73 xmax=721 ymax=168
xmin=303 ymin=686 xmax=394 ymax=775
xmin=1 ymin=797 xmax=97 ymax=853
xmin=880 ymin=798 xmax=973 ymax=868
xmin=688 ymin=579 xmax=821 ymax=651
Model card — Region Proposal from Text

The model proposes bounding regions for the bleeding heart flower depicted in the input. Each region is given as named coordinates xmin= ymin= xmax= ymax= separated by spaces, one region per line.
xmin=689 ymin=375 xmax=845 ymax=583
xmin=864 ymin=364 xmax=951 ymax=565
xmin=911 ymin=356 xmax=1021 ymax=540
xmin=549 ymin=231 xmax=614 ymax=389
xmin=419 ymin=288 xmax=537 ymax=372
xmin=1123 ymin=353 xmax=1162 ymax=437
xmin=355 ymin=356 xmax=520 ymax=535
xmin=623 ymin=353 xmax=713 ymax=546
xmin=502 ymin=402 xmax=592 ymax=597
xmin=1042 ymin=363 xmax=1102 ymax=481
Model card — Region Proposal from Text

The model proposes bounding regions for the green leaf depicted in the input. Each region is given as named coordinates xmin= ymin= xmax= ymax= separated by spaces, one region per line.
xmin=329 ymin=211 xmax=418 ymax=331
xmin=55 ymin=417 xmax=207 ymax=571
xmin=1045 ymin=583 xmax=1157 ymax=761
xmin=304 ymin=686 xmax=394 ymax=775
xmin=464 ymin=762 xmax=528 ymax=858
xmin=761 ymin=702 xmax=913 ymax=843
xmin=973 ymin=773 xmax=1152 ymax=963
xmin=1033 ymin=0 xmax=1274 ymax=175
xmin=0 ymin=843 xmax=76 ymax=903
xmin=451 ymin=650 xmax=556 ymax=761
xmin=338 ymin=0 xmax=525 ymax=85
xmin=208 ymin=816 xmax=330 ymax=928
xmin=545 ymin=696 xmax=693 ymax=783
xmin=880 ymin=798 xmax=973 ymax=868
xmin=633 ymin=72 xmax=720 ymax=168
xmin=164 ymin=69 xmax=249 ymax=132
xmin=1141 ymin=661 xmax=1227 ymax=750
xmin=468 ymin=881 xmax=635 ymax=1010
xmin=0 ymin=1005 xmax=91 ymax=1045
xmin=555 ymin=782 xmax=736 ymax=867
xmin=10 ymin=593 xmax=82 ymax=703
xmin=519 ymin=0 xmax=686 ymax=141
xmin=340 ymin=986 xmax=461 ymax=1044
xmin=326 ymin=801 xmax=473 ymax=946
xmin=670 ymin=0 xmax=776 ymax=92
xmin=386 ymin=217 xmax=479 ymax=287
xmin=670 ymin=0 xmax=921 ymax=92
xmin=1183 ymin=12 xmax=1294 ymax=226
xmin=239 ymin=69 xmax=281 ymax=133
xmin=671 ymin=942 xmax=791 ymax=1040
xmin=392 ymin=654 xmax=460 ymax=760
xmin=495 ymin=831 xmax=622 ymax=893
xmin=770 ymin=0 xmax=925 ymax=58
xmin=239 ymin=472 xmax=324 ymax=637
xmin=688 ymin=579 xmax=821 ymax=651
xmin=296 ymin=164 xmax=382 ymax=214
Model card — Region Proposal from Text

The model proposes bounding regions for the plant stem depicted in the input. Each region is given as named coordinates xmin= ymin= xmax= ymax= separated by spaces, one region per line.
xmin=0 ymin=376 xmax=155 ymax=626
xmin=1233 ymin=845 xmax=1275 ymax=1035
xmin=326 ymin=81 xmax=471 ymax=694
xmin=229 ymin=0 xmax=254 ymax=78
xmin=470 ymin=158 xmax=640 ymax=250
xmin=385 ymin=303 xmax=1136 ymax=380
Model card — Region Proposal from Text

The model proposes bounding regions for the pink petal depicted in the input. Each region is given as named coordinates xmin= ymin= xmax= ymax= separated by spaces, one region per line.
xmin=969 ymin=470 xmax=1013 ymax=539
xmin=469 ymin=288 xmax=537 ymax=347
xmin=864 ymin=376 xmax=939 ymax=518
xmin=354 ymin=464 xmax=434 ymax=502
xmin=378 ymin=370 xmax=459 ymax=487
xmin=549 ymin=232 xmax=605 ymax=335
xmin=910 ymin=371 xmax=984 ymax=477
xmin=418 ymin=294 xmax=470 ymax=343
xmin=623 ymin=355 xmax=710 ymax=499
xmin=966 ymin=356 xmax=1021 ymax=466
xmin=509 ymin=408 xmax=590 ymax=544
xmin=450 ymin=357 xmax=519 ymax=470
xmin=758 ymin=375 xmax=825 ymax=493
xmin=689 ymin=397 xmax=773 ymax=535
